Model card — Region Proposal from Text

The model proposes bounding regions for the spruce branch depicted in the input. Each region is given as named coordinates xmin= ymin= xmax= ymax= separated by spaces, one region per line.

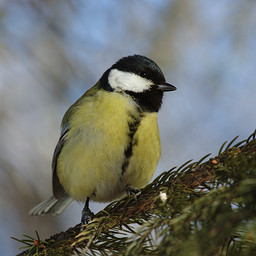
xmin=16 ymin=130 xmax=256 ymax=255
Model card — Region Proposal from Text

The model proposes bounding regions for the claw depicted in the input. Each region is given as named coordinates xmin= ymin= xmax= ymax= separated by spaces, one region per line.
xmin=80 ymin=198 xmax=94 ymax=230
xmin=126 ymin=186 xmax=141 ymax=200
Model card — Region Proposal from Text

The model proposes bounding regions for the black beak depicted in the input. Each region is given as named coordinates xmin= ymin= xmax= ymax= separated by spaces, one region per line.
xmin=158 ymin=82 xmax=176 ymax=92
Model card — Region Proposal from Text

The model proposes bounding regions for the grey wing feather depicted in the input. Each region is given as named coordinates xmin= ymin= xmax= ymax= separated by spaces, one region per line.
xmin=52 ymin=125 xmax=69 ymax=199
xmin=29 ymin=125 xmax=73 ymax=216
xmin=29 ymin=195 xmax=73 ymax=216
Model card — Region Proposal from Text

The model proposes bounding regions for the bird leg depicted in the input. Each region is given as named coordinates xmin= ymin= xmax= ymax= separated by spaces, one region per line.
xmin=81 ymin=197 xmax=94 ymax=228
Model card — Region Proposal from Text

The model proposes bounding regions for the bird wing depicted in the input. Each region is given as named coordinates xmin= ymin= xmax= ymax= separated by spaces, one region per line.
xmin=51 ymin=82 xmax=101 ymax=199
xmin=52 ymin=124 xmax=70 ymax=199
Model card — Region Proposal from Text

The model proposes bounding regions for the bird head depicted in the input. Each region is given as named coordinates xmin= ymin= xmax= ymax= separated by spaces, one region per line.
xmin=100 ymin=55 xmax=176 ymax=112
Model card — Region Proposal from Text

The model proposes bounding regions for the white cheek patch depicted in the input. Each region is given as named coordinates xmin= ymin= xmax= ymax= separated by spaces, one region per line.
xmin=108 ymin=69 xmax=152 ymax=93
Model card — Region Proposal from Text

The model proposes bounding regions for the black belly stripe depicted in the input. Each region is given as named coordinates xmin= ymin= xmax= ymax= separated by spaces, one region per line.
xmin=121 ymin=113 xmax=142 ymax=174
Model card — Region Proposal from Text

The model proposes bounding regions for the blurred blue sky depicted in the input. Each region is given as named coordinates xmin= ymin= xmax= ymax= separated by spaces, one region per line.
xmin=0 ymin=0 xmax=255 ymax=254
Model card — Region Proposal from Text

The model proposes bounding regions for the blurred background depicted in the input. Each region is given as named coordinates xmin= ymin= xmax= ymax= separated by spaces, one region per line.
xmin=0 ymin=0 xmax=255 ymax=254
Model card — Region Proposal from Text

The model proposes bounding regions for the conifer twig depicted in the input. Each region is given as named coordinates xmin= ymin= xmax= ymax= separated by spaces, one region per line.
xmin=16 ymin=130 xmax=256 ymax=255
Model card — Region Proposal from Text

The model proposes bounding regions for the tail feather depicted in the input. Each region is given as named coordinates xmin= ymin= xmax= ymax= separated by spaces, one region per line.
xmin=29 ymin=195 xmax=74 ymax=216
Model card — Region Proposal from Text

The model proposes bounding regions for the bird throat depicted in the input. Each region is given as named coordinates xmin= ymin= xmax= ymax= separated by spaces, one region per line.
xmin=125 ymin=89 xmax=163 ymax=112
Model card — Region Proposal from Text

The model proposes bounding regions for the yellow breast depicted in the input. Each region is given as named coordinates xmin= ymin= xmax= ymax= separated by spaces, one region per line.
xmin=57 ymin=90 xmax=161 ymax=202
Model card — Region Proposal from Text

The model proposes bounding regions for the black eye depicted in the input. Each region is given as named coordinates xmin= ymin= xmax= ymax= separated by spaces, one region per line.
xmin=140 ymin=71 xmax=148 ymax=78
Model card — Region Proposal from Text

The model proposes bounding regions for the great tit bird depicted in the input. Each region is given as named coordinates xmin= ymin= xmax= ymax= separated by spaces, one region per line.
xmin=29 ymin=55 xmax=176 ymax=225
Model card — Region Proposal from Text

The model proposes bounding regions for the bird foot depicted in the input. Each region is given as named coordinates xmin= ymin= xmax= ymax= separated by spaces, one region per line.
xmin=80 ymin=201 xmax=94 ymax=230
xmin=126 ymin=186 xmax=141 ymax=200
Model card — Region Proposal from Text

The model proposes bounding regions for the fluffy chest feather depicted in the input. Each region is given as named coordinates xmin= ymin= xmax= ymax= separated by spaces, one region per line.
xmin=57 ymin=90 xmax=160 ymax=202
